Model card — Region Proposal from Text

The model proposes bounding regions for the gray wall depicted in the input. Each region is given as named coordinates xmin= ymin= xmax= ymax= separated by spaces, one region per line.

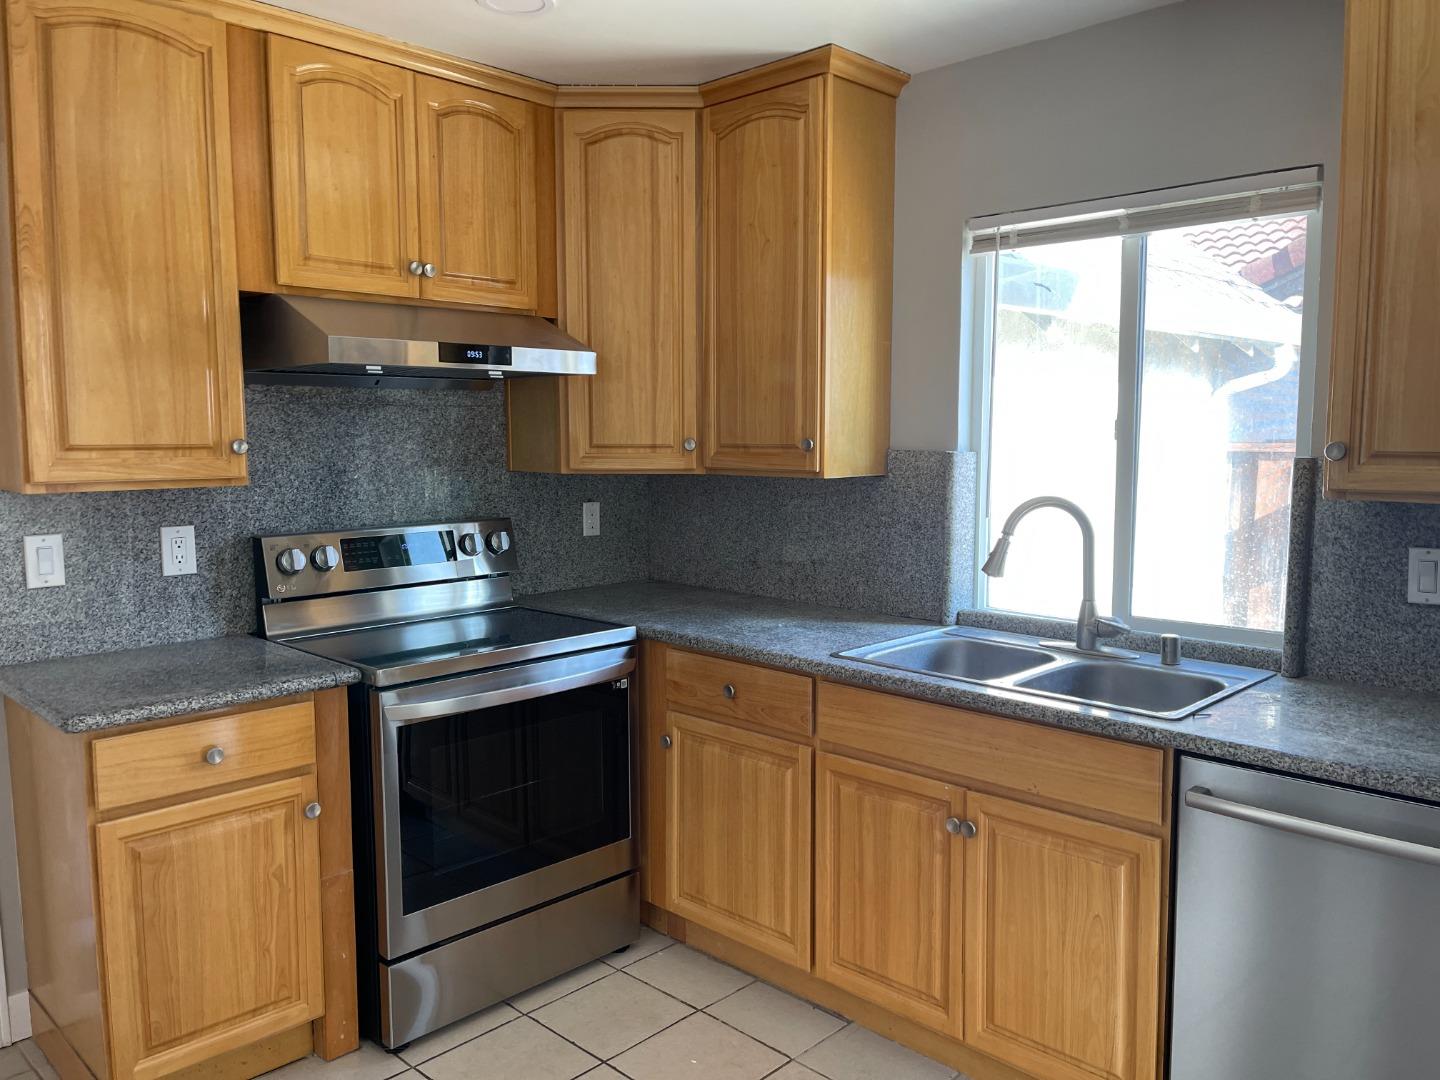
xmin=890 ymin=0 xmax=1346 ymax=453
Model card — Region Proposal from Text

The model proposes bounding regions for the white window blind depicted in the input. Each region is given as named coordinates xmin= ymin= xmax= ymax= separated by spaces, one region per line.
xmin=969 ymin=171 xmax=1322 ymax=254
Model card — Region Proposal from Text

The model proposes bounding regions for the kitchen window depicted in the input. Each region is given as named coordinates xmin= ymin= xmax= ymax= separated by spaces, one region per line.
xmin=970 ymin=172 xmax=1321 ymax=646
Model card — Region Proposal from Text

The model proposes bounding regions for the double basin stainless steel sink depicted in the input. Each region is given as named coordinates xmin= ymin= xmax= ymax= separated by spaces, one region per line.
xmin=835 ymin=625 xmax=1273 ymax=720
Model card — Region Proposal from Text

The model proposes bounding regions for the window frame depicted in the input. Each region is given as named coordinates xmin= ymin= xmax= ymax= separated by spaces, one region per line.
xmin=970 ymin=197 xmax=1322 ymax=648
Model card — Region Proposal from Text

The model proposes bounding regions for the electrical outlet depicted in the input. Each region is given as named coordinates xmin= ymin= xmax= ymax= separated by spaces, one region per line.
xmin=161 ymin=525 xmax=197 ymax=577
xmin=582 ymin=501 xmax=601 ymax=537
xmin=23 ymin=534 xmax=64 ymax=588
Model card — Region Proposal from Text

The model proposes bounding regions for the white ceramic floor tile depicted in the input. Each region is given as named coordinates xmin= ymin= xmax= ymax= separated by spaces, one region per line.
xmin=530 ymin=970 xmax=692 ymax=1059
xmin=705 ymin=981 xmax=847 ymax=1057
xmin=609 ymin=1013 xmax=786 ymax=1080
xmin=0 ymin=1046 xmax=34 ymax=1080
xmin=396 ymin=1002 xmax=519 ymax=1065
xmin=766 ymin=1065 xmax=828 ymax=1080
xmin=16 ymin=1043 xmax=55 ymax=1080
xmin=265 ymin=1042 xmax=410 ymax=1080
xmin=625 ymin=943 xmax=755 ymax=1008
xmin=421 ymin=1016 xmax=597 ymax=1080
xmin=580 ymin=1068 xmax=626 ymax=1079
xmin=508 ymin=960 xmax=612 ymax=1012
xmin=604 ymin=926 xmax=675 ymax=969
xmin=799 ymin=1024 xmax=957 ymax=1080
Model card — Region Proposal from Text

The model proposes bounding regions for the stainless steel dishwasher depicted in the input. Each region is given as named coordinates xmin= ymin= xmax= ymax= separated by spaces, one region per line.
xmin=1171 ymin=756 xmax=1440 ymax=1079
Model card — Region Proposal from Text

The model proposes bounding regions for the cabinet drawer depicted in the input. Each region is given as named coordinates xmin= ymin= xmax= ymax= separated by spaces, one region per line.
xmin=92 ymin=701 xmax=317 ymax=813
xmin=666 ymin=650 xmax=813 ymax=738
xmin=817 ymin=682 xmax=1166 ymax=827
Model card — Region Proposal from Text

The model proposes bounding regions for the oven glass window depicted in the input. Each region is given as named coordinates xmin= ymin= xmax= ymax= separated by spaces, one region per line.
xmin=396 ymin=680 xmax=630 ymax=915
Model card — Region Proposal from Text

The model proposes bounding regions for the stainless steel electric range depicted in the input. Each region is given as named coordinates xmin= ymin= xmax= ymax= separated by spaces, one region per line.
xmin=254 ymin=519 xmax=639 ymax=1048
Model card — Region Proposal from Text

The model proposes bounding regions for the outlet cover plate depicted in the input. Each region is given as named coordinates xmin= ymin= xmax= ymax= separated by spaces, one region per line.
xmin=582 ymin=501 xmax=600 ymax=537
xmin=161 ymin=525 xmax=198 ymax=577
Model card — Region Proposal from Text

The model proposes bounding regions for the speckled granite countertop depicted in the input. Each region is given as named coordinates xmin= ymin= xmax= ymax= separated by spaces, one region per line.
xmin=523 ymin=581 xmax=1440 ymax=803
xmin=0 ymin=635 xmax=360 ymax=733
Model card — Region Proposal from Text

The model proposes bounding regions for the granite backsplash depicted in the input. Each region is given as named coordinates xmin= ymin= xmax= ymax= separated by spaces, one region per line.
xmin=0 ymin=384 xmax=651 ymax=667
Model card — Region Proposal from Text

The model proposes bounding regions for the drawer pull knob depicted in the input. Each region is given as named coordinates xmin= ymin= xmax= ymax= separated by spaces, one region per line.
xmin=722 ymin=683 xmax=737 ymax=699
xmin=945 ymin=817 xmax=976 ymax=838
xmin=204 ymin=746 xmax=225 ymax=766
xmin=305 ymin=802 xmax=323 ymax=820
xmin=1323 ymin=440 xmax=1348 ymax=462
xmin=660 ymin=734 xmax=673 ymax=749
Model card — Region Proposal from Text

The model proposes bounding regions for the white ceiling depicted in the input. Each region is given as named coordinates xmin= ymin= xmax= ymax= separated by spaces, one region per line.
xmin=262 ymin=0 xmax=1183 ymax=85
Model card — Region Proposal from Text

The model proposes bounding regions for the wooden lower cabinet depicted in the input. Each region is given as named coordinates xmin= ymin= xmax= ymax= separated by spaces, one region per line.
xmin=814 ymin=753 xmax=964 ymax=1037
xmin=963 ymin=793 xmax=1163 ymax=1080
xmin=665 ymin=711 xmax=812 ymax=968
xmin=95 ymin=776 xmax=325 ymax=1080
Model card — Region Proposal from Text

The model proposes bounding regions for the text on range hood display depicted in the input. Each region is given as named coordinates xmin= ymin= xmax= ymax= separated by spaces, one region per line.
xmin=241 ymin=294 xmax=596 ymax=386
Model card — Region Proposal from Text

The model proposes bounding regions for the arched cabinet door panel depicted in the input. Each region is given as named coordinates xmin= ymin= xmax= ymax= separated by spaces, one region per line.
xmin=267 ymin=35 xmax=420 ymax=297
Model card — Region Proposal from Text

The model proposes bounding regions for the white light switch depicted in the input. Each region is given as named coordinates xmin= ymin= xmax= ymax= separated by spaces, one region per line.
xmin=1408 ymin=547 xmax=1440 ymax=604
xmin=23 ymin=533 xmax=65 ymax=588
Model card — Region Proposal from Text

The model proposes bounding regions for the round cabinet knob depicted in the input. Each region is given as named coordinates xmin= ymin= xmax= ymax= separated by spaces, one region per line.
xmin=800 ymin=438 xmax=816 ymax=453
xmin=660 ymin=734 xmax=673 ymax=749
xmin=722 ymin=683 xmax=737 ymax=700
xmin=204 ymin=746 xmax=225 ymax=766
xmin=945 ymin=818 xmax=977 ymax=838
xmin=311 ymin=545 xmax=340 ymax=572
xmin=304 ymin=802 xmax=323 ymax=820
xmin=422 ymin=263 xmax=437 ymax=278
xmin=408 ymin=260 xmax=424 ymax=276
xmin=231 ymin=438 xmax=250 ymax=456
xmin=486 ymin=530 xmax=513 ymax=556
xmin=458 ymin=532 xmax=481 ymax=558
xmin=1323 ymin=440 xmax=1348 ymax=462
xmin=276 ymin=547 xmax=308 ymax=575
xmin=682 ymin=437 xmax=697 ymax=452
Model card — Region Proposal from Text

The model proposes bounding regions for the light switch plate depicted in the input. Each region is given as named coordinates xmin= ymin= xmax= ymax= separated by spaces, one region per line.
xmin=1408 ymin=547 xmax=1440 ymax=605
xmin=161 ymin=525 xmax=197 ymax=576
xmin=24 ymin=534 xmax=65 ymax=588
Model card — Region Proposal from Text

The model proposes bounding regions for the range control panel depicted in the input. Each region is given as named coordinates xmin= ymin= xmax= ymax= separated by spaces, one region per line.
xmin=255 ymin=519 xmax=519 ymax=601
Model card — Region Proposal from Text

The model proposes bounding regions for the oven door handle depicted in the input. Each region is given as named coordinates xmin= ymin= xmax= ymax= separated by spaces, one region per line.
xmin=377 ymin=644 xmax=636 ymax=725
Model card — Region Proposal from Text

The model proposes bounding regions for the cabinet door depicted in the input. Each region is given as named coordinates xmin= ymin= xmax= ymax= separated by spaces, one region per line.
xmin=666 ymin=711 xmax=811 ymax=967
xmin=5 ymin=0 xmax=247 ymax=488
xmin=1326 ymin=0 xmax=1440 ymax=500
xmin=814 ymin=753 xmax=964 ymax=1036
xmin=416 ymin=76 xmax=538 ymax=308
xmin=562 ymin=109 xmax=700 ymax=471
xmin=95 ymin=776 xmax=324 ymax=1080
xmin=268 ymin=36 xmax=419 ymax=297
xmin=963 ymin=793 xmax=1162 ymax=1080
xmin=702 ymin=77 xmax=823 ymax=474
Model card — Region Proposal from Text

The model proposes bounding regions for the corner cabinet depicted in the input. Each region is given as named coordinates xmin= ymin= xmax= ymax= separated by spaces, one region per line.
xmin=507 ymin=108 xmax=702 ymax=473
xmin=0 ymin=0 xmax=249 ymax=493
xmin=1324 ymin=0 xmax=1440 ymax=501
xmin=702 ymin=71 xmax=898 ymax=477
xmin=265 ymin=36 xmax=547 ymax=310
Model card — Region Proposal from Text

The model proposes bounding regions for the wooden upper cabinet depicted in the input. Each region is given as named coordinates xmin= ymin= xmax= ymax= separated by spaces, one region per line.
xmin=0 ymin=0 xmax=248 ymax=492
xmin=703 ymin=78 xmax=823 ymax=475
xmin=665 ymin=710 xmax=812 ymax=968
xmin=95 ymin=775 xmax=324 ymax=1080
xmin=416 ymin=75 xmax=538 ymax=308
xmin=702 ymin=72 xmax=898 ymax=477
xmin=963 ymin=793 xmax=1162 ymax=1080
xmin=267 ymin=37 xmax=420 ymax=297
xmin=561 ymin=109 xmax=700 ymax=471
xmin=1325 ymin=0 xmax=1440 ymax=501
xmin=814 ymin=753 xmax=965 ymax=1038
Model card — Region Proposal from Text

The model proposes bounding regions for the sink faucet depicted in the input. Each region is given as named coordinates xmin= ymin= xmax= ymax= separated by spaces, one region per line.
xmin=981 ymin=496 xmax=1132 ymax=657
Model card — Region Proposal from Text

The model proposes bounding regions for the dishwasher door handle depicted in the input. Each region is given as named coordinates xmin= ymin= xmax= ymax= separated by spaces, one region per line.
xmin=1185 ymin=786 xmax=1440 ymax=868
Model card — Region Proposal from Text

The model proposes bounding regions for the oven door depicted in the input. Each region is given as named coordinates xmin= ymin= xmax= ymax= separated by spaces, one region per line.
xmin=372 ymin=643 xmax=636 ymax=959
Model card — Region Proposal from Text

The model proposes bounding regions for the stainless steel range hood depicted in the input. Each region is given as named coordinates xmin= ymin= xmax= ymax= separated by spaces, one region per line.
xmin=241 ymin=294 xmax=596 ymax=387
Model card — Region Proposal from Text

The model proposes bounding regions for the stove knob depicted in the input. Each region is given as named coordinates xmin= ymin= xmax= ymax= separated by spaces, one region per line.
xmin=276 ymin=547 xmax=308 ymax=575
xmin=486 ymin=529 xmax=513 ymax=556
xmin=458 ymin=532 xmax=481 ymax=558
xmin=311 ymin=545 xmax=340 ymax=572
